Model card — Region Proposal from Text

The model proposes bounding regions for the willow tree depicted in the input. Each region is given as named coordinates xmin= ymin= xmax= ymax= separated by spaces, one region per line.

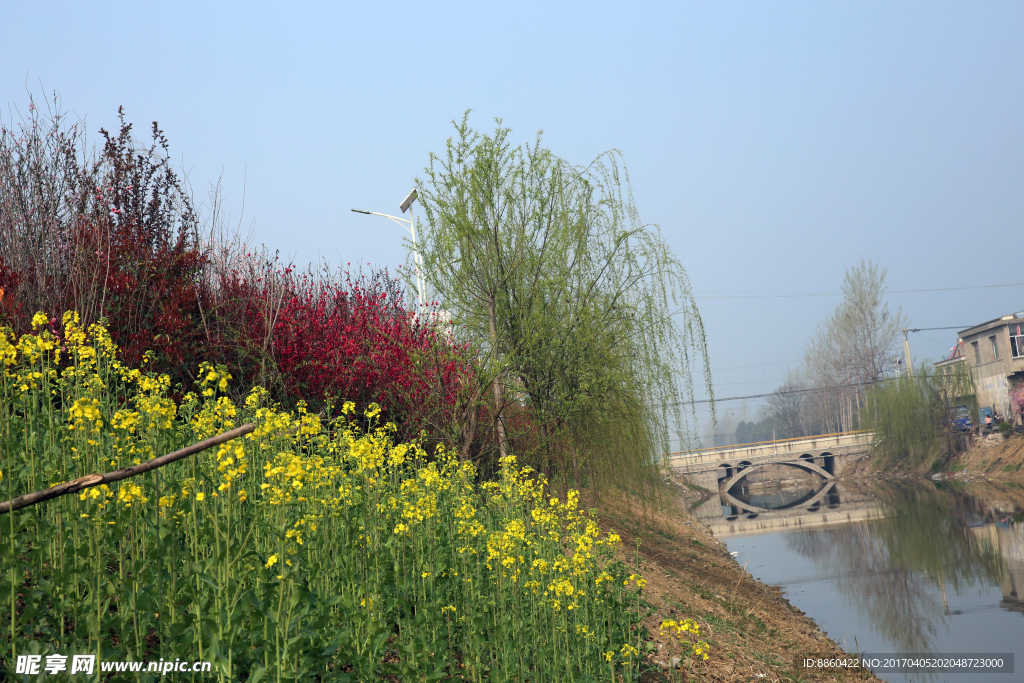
xmin=413 ymin=115 xmax=711 ymax=492
xmin=862 ymin=361 xmax=976 ymax=470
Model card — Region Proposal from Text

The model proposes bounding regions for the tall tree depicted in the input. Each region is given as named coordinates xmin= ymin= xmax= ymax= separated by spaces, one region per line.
xmin=764 ymin=377 xmax=807 ymax=439
xmin=834 ymin=261 xmax=907 ymax=384
xmin=414 ymin=115 xmax=712 ymax=489
xmin=803 ymin=260 xmax=907 ymax=432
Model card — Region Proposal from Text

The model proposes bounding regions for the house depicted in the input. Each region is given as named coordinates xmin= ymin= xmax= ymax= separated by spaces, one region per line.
xmin=955 ymin=313 xmax=1024 ymax=422
xmin=934 ymin=341 xmax=977 ymax=427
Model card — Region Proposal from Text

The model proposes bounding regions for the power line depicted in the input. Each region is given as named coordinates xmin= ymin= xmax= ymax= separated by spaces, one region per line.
xmin=697 ymin=332 xmax=962 ymax=381
xmin=694 ymin=282 xmax=1024 ymax=300
xmin=714 ymin=378 xmax=795 ymax=387
xmin=711 ymin=359 xmax=803 ymax=372
xmin=672 ymin=358 xmax=803 ymax=376
xmin=673 ymin=377 xmax=891 ymax=406
xmin=907 ymin=326 xmax=971 ymax=331
xmin=690 ymin=325 xmax=968 ymax=398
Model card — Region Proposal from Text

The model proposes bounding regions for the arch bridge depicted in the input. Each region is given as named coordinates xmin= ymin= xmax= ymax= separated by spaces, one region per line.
xmin=667 ymin=431 xmax=874 ymax=501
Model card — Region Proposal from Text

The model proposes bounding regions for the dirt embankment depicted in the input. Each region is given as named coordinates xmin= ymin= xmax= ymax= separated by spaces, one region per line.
xmin=838 ymin=433 xmax=1024 ymax=482
xmin=596 ymin=485 xmax=879 ymax=682
xmin=945 ymin=432 xmax=1024 ymax=478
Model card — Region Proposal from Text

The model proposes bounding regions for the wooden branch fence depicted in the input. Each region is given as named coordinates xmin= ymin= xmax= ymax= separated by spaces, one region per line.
xmin=0 ymin=424 xmax=255 ymax=515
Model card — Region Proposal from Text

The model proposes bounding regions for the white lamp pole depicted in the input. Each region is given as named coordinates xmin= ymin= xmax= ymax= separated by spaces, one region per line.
xmin=352 ymin=189 xmax=426 ymax=312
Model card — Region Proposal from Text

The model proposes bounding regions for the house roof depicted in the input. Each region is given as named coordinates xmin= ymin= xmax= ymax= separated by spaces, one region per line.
xmin=959 ymin=313 xmax=1024 ymax=340
xmin=935 ymin=341 xmax=966 ymax=367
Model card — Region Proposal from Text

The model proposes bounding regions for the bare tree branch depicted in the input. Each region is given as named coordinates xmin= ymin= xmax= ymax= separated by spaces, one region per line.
xmin=0 ymin=424 xmax=255 ymax=515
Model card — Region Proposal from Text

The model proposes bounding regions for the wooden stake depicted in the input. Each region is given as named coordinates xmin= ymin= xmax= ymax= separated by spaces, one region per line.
xmin=0 ymin=423 xmax=255 ymax=515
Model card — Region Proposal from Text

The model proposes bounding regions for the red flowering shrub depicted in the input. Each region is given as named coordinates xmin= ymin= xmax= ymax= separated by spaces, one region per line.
xmin=204 ymin=261 xmax=475 ymax=442
xmin=0 ymin=100 xmax=208 ymax=384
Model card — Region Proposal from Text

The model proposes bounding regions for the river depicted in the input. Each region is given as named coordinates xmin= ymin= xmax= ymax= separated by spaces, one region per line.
xmin=697 ymin=477 xmax=1024 ymax=683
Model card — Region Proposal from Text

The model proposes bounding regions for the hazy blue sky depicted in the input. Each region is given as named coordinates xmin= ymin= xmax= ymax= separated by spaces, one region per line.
xmin=3 ymin=1 xmax=1021 ymax=441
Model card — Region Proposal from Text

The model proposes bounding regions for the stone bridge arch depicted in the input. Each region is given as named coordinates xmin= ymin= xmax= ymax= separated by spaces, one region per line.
xmin=719 ymin=458 xmax=834 ymax=494
xmin=670 ymin=430 xmax=872 ymax=496
xmin=720 ymin=480 xmax=837 ymax=515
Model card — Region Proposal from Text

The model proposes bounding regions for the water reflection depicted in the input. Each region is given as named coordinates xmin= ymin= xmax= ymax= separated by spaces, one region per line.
xmin=787 ymin=482 xmax=1012 ymax=654
xmin=699 ymin=477 xmax=882 ymax=535
xmin=700 ymin=478 xmax=1024 ymax=681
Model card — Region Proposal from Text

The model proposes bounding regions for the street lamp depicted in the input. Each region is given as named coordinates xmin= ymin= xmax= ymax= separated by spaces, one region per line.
xmin=352 ymin=188 xmax=426 ymax=311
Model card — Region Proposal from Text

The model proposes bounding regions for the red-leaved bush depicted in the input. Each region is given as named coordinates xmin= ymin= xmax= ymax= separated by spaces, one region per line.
xmin=1 ymin=95 xmax=482 ymax=449
xmin=207 ymin=263 xmax=475 ymax=443
xmin=0 ymin=100 xmax=208 ymax=382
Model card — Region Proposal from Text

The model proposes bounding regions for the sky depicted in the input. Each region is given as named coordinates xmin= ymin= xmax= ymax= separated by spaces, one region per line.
xmin=3 ymin=1 xmax=1021 ymax=444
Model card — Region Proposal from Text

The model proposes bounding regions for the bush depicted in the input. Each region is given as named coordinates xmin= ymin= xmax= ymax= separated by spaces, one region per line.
xmin=0 ymin=97 xmax=208 ymax=385
xmin=862 ymin=363 xmax=976 ymax=469
xmin=0 ymin=95 xmax=475 ymax=446
xmin=203 ymin=260 xmax=475 ymax=443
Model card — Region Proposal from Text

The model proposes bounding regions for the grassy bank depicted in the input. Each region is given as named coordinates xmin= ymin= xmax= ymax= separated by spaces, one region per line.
xmin=934 ymin=432 xmax=1024 ymax=480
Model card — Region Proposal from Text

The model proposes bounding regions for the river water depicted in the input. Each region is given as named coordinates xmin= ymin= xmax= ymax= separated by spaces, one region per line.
xmin=697 ymin=478 xmax=1024 ymax=683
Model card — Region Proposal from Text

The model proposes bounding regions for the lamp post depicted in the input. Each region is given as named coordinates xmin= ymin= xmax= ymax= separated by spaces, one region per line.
xmin=352 ymin=189 xmax=426 ymax=312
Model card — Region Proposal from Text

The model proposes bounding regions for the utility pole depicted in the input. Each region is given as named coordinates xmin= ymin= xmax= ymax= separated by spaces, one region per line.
xmin=903 ymin=328 xmax=914 ymax=377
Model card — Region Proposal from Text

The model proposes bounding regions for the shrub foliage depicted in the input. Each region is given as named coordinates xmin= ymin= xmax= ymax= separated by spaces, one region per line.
xmin=0 ymin=98 xmax=468 ymax=443
xmin=0 ymin=98 xmax=207 ymax=379
xmin=861 ymin=362 xmax=976 ymax=469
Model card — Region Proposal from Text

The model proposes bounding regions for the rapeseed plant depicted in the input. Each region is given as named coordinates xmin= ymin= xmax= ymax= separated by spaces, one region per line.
xmin=660 ymin=618 xmax=711 ymax=680
xmin=0 ymin=314 xmax=706 ymax=682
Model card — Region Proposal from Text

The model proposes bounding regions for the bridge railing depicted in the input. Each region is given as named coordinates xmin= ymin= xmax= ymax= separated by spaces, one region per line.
xmin=666 ymin=430 xmax=874 ymax=469
xmin=667 ymin=430 xmax=871 ymax=457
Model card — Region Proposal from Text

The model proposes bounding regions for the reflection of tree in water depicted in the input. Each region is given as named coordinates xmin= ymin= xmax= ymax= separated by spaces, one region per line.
xmin=786 ymin=482 xmax=1003 ymax=656
xmin=788 ymin=524 xmax=940 ymax=654
xmin=874 ymin=482 xmax=1003 ymax=591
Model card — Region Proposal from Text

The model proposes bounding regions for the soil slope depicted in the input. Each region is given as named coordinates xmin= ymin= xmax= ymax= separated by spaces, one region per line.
xmin=597 ymin=485 xmax=879 ymax=682
xmin=946 ymin=432 xmax=1024 ymax=478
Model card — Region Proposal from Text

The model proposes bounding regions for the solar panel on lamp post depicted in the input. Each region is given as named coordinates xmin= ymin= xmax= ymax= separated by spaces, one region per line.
xmin=351 ymin=188 xmax=426 ymax=313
